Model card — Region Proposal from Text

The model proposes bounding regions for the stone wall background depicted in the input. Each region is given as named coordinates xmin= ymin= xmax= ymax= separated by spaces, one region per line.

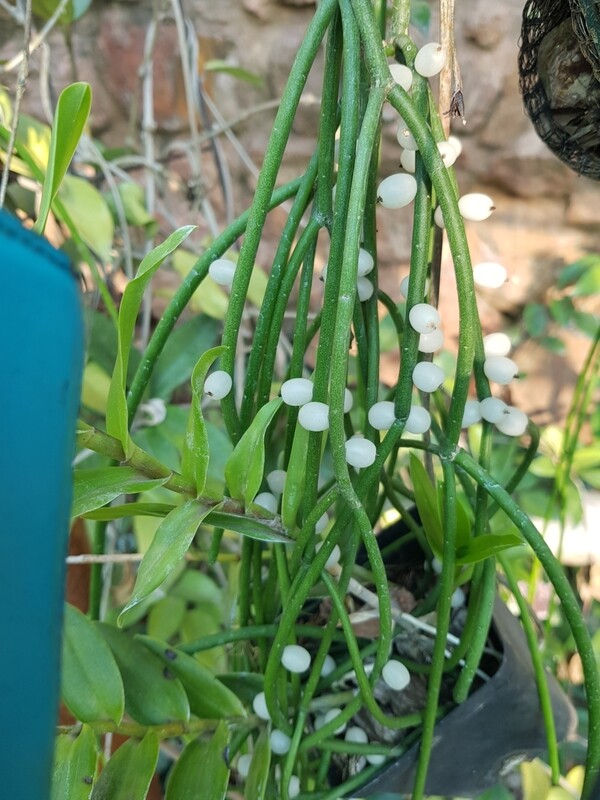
xmin=1 ymin=0 xmax=599 ymax=423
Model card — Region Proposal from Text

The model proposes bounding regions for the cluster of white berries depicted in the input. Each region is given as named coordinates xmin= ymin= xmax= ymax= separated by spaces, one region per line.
xmin=321 ymin=246 xmax=375 ymax=302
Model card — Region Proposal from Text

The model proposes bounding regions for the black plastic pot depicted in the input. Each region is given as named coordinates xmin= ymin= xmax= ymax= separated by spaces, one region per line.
xmin=354 ymin=597 xmax=576 ymax=798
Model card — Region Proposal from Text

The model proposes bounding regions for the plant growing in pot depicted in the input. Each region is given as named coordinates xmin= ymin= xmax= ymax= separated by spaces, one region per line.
xmin=53 ymin=1 xmax=600 ymax=799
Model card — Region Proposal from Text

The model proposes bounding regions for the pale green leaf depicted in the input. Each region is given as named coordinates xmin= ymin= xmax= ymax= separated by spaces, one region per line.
xmin=51 ymin=725 xmax=97 ymax=800
xmin=72 ymin=467 xmax=169 ymax=518
xmin=165 ymin=723 xmax=230 ymax=800
xmin=90 ymin=732 xmax=159 ymax=800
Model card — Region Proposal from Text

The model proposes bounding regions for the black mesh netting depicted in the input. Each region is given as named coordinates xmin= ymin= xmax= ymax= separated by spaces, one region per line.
xmin=519 ymin=0 xmax=600 ymax=178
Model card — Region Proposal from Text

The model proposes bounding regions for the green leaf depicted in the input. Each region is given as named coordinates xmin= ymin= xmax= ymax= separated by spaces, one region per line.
xmin=217 ymin=672 xmax=264 ymax=706
xmin=572 ymin=310 xmax=600 ymax=338
xmin=51 ymin=725 xmax=97 ymax=800
xmin=181 ymin=346 xmax=227 ymax=495
xmin=106 ymin=226 xmax=196 ymax=456
xmin=59 ymin=175 xmax=115 ymax=262
xmin=281 ymin=422 xmax=309 ymax=530
xmin=119 ymin=500 xmax=213 ymax=625
xmin=539 ymin=335 xmax=566 ymax=356
xmin=409 ymin=454 xmax=443 ymax=558
xmin=147 ymin=596 xmax=187 ymax=642
xmin=455 ymin=532 xmax=523 ymax=565
xmin=225 ymin=398 xmax=283 ymax=506
xmin=82 ymin=502 xmax=175 ymax=521
xmin=206 ymin=508 xmax=293 ymax=544
xmin=245 ymin=727 xmax=272 ymax=800
xmin=574 ymin=263 xmax=600 ymax=296
xmin=523 ymin=303 xmax=549 ymax=338
xmin=33 ymin=0 xmax=92 ymax=23
xmin=90 ymin=731 xmax=159 ymax=800
xmin=521 ymin=759 xmax=551 ymax=800
xmin=549 ymin=297 xmax=574 ymax=325
xmin=557 ymin=255 xmax=600 ymax=288
xmin=107 ymin=182 xmax=157 ymax=232
xmin=138 ymin=636 xmax=247 ymax=719
xmin=34 ymin=82 xmax=91 ymax=235
xmin=81 ymin=361 xmax=112 ymax=415
xmin=61 ymin=604 xmax=125 ymax=724
xmin=204 ymin=59 xmax=264 ymax=87
xmin=165 ymin=723 xmax=230 ymax=800
xmin=72 ymin=467 xmax=169 ymax=518
xmin=96 ymin=623 xmax=190 ymax=725
xmin=150 ymin=315 xmax=220 ymax=399
xmin=172 ymin=250 xmax=229 ymax=319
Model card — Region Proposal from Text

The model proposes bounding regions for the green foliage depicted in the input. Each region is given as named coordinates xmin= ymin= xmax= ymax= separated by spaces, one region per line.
xmin=72 ymin=467 xmax=169 ymax=518
xmin=90 ymin=732 xmax=159 ymax=800
xmin=164 ymin=723 xmax=230 ymax=800
xmin=51 ymin=726 xmax=97 ymax=800
xmin=245 ymin=727 xmax=272 ymax=800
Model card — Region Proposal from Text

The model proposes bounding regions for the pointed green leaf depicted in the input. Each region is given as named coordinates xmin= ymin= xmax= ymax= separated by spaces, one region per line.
xmin=147 ymin=596 xmax=187 ymax=642
xmin=455 ymin=532 xmax=523 ymax=565
xmin=245 ymin=727 xmax=272 ymax=800
xmin=138 ymin=636 xmax=246 ymax=719
xmin=106 ymin=226 xmax=196 ymax=456
xmin=165 ymin=722 xmax=230 ymax=800
xmin=61 ymin=604 xmax=124 ymax=724
xmin=181 ymin=346 xmax=227 ymax=495
xmin=119 ymin=500 xmax=213 ymax=626
xmin=225 ymin=397 xmax=283 ymax=505
xmin=204 ymin=59 xmax=264 ymax=87
xmin=34 ymin=82 xmax=91 ymax=235
xmin=51 ymin=725 xmax=97 ymax=800
xmin=90 ymin=731 xmax=159 ymax=800
xmin=281 ymin=422 xmax=309 ymax=529
xmin=96 ymin=623 xmax=190 ymax=725
xmin=59 ymin=175 xmax=115 ymax=262
xmin=82 ymin=502 xmax=176 ymax=521
xmin=72 ymin=467 xmax=169 ymax=518
xmin=410 ymin=454 xmax=443 ymax=558
xmin=205 ymin=508 xmax=292 ymax=544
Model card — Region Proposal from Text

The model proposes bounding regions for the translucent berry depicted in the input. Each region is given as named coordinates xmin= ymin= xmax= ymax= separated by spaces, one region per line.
xmin=484 ymin=356 xmax=519 ymax=385
xmin=461 ymin=399 xmax=482 ymax=427
xmin=483 ymin=332 xmax=511 ymax=357
xmin=345 ymin=726 xmax=368 ymax=744
xmin=315 ymin=512 xmax=330 ymax=534
xmin=451 ymin=587 xmax=466 ymax=608
xmin=389 ymin=63 xmax=413 ymax=92
xmin=316 ymin=542 xmax=341 ymax=571
xmin=345 ymin=435 xmax=377 ymax=469
xmin=366 ymin=753 xmax=386 ymax=766
xmin=344 ymin=388 xmax=353 ymax=414
xmin=288 ymin=776 xmax=301 ymax=799
xmin=414 ymin=42 xmax=446 ymax=77
xmin=448 ymin=135 xmax=463 ymax=157
xmin=399 ymin=275 xmax=410 ymax=298
xmin=480 ymin=396 xmax=507 ymax=423
xmin=323 ymin=708 xmax=346 ymax=734
xmin=400 ymin=149 xmax=416 ymax=173
xmin=298 ymin=401 xmax=330 ymax=431
xmin=458 ymin=193 xmax=495 ymax=222
xmin=237 ymin=754 xmax=252 ymax=779
xmin=321 ymin=654 xmax=336 ymax=676
xmin=382 ymin=659 xmax=411 ymax=691
xmin=418 ymin=328 xmax=445 ymax=353
xmin=377 ymin=173 xmax=418 ymax=208
xmin=270 ymin=729 xmax=292 ymax=755
xmin=496 ymin=405 xmax=528 ymax=437
xmin=405 ymin=406 xmax=431 ymax=434
xmin=208 ymin=258 xmax=236 ymax=286
xmin=357 ymin=248 xmax=375 ymax=277
xmin=368 ymin=400 xmax=396 ymax=430
xmin=357 ymin=276 xmax=374 ymax=301
xmin=474 ymin=262 xmax=507 ymax=289
xmin=412 ymin=361 xmax=445 ymax=392
xmin=396 ymin=118 xmax=418 ymax=151
xmin=266 ymin=469 xmax=287 ymax=495
xmin=252 ymin=691 xmax=271 ymax=720
xmin=253 ymin=492 xmax=278 ymax=513
xmin=433 ymin=206 xmax=445 ymax=228
xmin=281 ymin=377 xmax=313 ymax=406
xmin=282 ymin=644 xmax=311 ymax=673
xmin=438 ymin=140 xmax=458 ymax=167
xmin=204 ymin=370 xmax=233 ymax=399
xmin=409 ymin=303 xmax=441 ymax=333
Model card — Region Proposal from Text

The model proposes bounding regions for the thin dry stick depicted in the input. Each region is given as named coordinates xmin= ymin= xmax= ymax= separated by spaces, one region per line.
xmin=0 ymin=0 xmax=32 ymax=209
xmin=1 ymin=0 xmax=71 ymax=73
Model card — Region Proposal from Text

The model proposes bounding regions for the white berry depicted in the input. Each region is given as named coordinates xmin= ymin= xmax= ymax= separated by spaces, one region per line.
xmin=399 ymin=275 xmax=410 ymax=298
xmin=368 ymin=401 xmax=396 ymax=430
xmin=266 ymin=469 xmax=287 ymax=495
xmin=252 ymin=691 xmax=270 ymax=720
xmin=409 ymin=303 xmax=441 ymax=333
xmin=396 ymin=118 xmax=418 ymax=151
xmin=344 ymin=388 xmax=353 ymax=413
xmin=282 ymin=644 xmax=312 ymax=673
xmin=237 ymin=754 xmax=252 ymax=779
xmin=389 ymin=63 xmax=413 ymax=92
xmin=357 ymin=248 xmax=375 ymax=277
xmin=483 ymin=332 xmax=511 ymax=357
xmin=418 ymin=329 xmax=444 ymax=353
xmin=366 ymin=753 xmax=386 ymax=766
xmin=253 ymin=492 xmax=278 ymax=513
xmin=316 ymin=542 xmax=341 ymax=571
xmin=288 ymin=776 xmax=301 ymax=799
xmin=451 ymin=587 xmax=466 ymax=608
xmin=324 ymin=708 xmax=346 ymax=734
xmin=458 ymin=193 xmax=495 ymax=222
xmin=448 ymin=135 xmax=463 ymax=157
xmin=281 ymin=377 xmax=313 ymax=406
xmin=400 ymin=149 xmax=416 ymax=173
xmin=315 ymin=512 xmax=330 ymax=534
xmin=377 ymin=173 xmax=418 ymax=208
xmin=204 ymin=370 xmax=233 ymax=399
xmin=433 ymin=206 xmax=445 ymax=228
xmin=382 ymin=659 xmax=411 ymax=691
xmin=345 ymin=436 xmax=377 ymax=469
xmin=298 ymin=401 xmax=330 ymax=431
xmin=405 ymin=406 xmax=431 ymax=434
xmin=357 ymin=276 xmax=374 ymax=301
xmin=414 ymin=42 xmax=446 ymax=77
xmin=438 ymin=140 xmax=458 ymax=167
xmin=208 ymin=258 xmax=236 ymax=286
xmin=461 ymin=399 xmax=482 ymax=427
xmin=270 ymin=729 xmax=292 ymax=755
xmin=321 ymin=654 xmax=336 ymax=676
xmin=496 ymin=406 xmax=528 ymax=437
xmin=474 ymin=262 xmax=508 ymax=289
xmin=412 ymin=361 xmax=444 ymax=392
xmin=484 ymin=356 xmax=519 ymax=385
xmin=345 ymin=726 xmax=368 ymax=744
xmin=480 ymin=396 xmax=507 ymax=423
